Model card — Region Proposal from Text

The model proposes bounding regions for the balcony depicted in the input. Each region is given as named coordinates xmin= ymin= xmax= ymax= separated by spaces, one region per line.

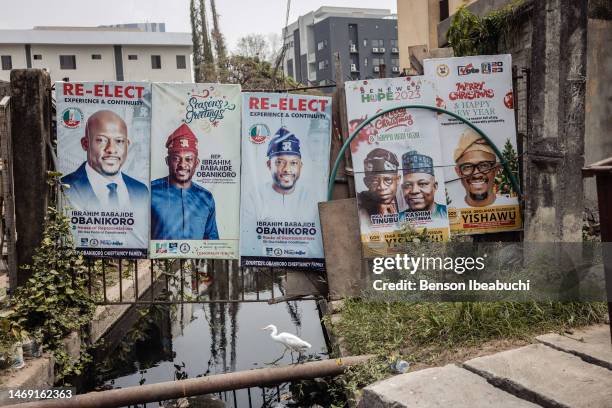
xmin=391 ymin=47 xmax=399 ymax=54
xmin=349 ymin=44 xmax=358 ymax=53
xmin=350 ymin=64 xmax=359 ymax=73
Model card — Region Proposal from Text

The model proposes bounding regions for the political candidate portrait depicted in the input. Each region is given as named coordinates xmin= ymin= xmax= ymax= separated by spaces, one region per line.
xmin=454 ymin=129 xmax=500 ymax=207
xmin=357 ymin=148 xmax=401 ymax=222
xmin=400 ymin=151 xmax=447 ymax=219
xmin=150 ymin=123 xmax=219 ymax=240
xmin=61 ymin=110 xmax=149 ymax=209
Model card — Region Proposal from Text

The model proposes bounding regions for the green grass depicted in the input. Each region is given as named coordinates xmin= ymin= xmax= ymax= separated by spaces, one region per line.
xmin=331 ymin=300 xmax=608 ymax=357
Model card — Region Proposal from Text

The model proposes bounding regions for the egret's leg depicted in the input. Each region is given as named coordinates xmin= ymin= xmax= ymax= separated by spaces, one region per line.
xmin=266 ymin=347 xmax=288 ymax=365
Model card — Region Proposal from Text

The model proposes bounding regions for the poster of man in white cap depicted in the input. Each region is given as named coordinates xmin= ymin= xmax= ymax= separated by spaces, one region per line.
xmin=240 ymin=93 xmax=332 ymax=269
xmin=345 ymin=77 xmax=450 ymax=256
xmin=424 ymin=54 xmax=522 ymax=233
xmin=57 ymin=81 xmax=151 ymax=258
xmin=150 ymin=83 xmax=241 ymax=259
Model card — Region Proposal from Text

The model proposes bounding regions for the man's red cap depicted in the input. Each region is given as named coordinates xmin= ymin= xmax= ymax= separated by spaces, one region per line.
xmin=166 ymin=123 xmax=198 ymax=154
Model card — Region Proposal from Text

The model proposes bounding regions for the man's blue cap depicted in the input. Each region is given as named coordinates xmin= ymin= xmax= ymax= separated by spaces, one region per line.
xmin=267 ymin=126 xmax=301 ymax=158
xmin=402 ymin=151 xmax=434 ymax=176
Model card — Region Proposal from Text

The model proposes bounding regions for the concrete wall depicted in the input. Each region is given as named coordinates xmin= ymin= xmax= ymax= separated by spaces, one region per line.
xmin=121 ymin=45 xmax=191 ymax=82
xmin=584 ymin=18 xmax=612 ymax=209
xmin=0 ymin=45 xmax=27 ymax=81
xmin=29 ymin=44 xmax=116 ymax=82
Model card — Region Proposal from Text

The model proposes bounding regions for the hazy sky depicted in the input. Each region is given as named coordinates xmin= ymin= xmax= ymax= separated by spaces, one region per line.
xmin=0 ymin=0 xmax=397 ymax=50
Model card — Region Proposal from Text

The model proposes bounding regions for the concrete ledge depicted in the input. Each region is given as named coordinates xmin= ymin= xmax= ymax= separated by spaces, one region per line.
xmin=358 ymin=364 xmax=538 ymax=407
xmin=0 ymin=355 xmax=54 ymax=405
xmin=536 ymin=325 xmax=612 ymax=370
xmin=464 ymin=344 xmax=612 ymax=408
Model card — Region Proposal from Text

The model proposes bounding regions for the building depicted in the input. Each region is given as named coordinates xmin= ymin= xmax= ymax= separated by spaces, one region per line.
xmin=0 ymin=25 xmax=192 ymax=83
xmin=282 ymin=7 xmax=400 ymax=85
xmin=396 ymin=0 xmax=477 ymax=69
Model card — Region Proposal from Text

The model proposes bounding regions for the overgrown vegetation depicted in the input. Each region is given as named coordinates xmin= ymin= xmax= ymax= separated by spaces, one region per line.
xmin=447 ymin=1 xmax=526 ymax=57
xmin=5 ymin=175 xmax=96 ymax=380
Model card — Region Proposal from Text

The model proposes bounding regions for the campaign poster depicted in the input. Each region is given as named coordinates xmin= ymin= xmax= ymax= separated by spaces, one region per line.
xmin=424 ymin=55 xmax=522 ymax=234
xmin=57 ymin=81 xmax=151 ymax=258
xmin=345 ymin=77 xmax=450 ymax=257
xmin=150 ymin=83 xmax=241 ymax=259
xmin=240 ymin=93 xmax=332 ymax=269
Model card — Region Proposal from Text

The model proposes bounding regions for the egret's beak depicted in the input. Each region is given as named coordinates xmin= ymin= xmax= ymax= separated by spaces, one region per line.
xmin=260 ymin=327 xmax=267 ymax=330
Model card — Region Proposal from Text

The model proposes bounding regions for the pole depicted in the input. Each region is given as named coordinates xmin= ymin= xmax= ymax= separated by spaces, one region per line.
xmin=3 ymin=355 xmax=372 ymax=408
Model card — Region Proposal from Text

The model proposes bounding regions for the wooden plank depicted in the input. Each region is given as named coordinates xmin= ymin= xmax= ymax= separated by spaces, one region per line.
xmin=0 ymin=96 xmax=17 ymax=290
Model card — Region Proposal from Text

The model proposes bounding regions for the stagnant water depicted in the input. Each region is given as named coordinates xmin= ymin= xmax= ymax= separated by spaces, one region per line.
xmin=91 ymin=265 xmax=330 ymax=407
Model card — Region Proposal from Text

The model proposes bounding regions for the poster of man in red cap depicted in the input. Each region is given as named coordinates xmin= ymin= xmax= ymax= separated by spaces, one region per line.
xmin=150 ymin=83 xmax=241 ymax=259
xmin=57 ymin=81 xmax=151 ymax=258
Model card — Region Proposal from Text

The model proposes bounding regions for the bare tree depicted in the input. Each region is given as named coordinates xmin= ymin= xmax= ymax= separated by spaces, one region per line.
xmin=235 ymin=34 xmax=270 ymax=60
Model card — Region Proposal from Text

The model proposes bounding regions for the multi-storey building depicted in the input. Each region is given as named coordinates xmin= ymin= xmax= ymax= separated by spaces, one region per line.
xmin=282 ymin=7 xmax=400 ymax=85
xmin=0 ymin=25 xmax=192 ymax=83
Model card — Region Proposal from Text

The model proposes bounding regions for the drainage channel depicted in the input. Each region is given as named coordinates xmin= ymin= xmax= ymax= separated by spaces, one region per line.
xmin=82 ymin=267 xmax=332 ymax=408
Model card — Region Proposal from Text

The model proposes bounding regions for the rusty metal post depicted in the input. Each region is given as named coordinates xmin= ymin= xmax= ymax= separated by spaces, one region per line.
xmin=3 ymin=355 xmax=372 ymax=408
xmin=582 ymin=157 xmax=612 ymax=341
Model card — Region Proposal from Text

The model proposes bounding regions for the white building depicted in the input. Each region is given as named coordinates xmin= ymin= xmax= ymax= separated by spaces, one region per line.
xmin=0 ymin=26 xmax=192 ymax=83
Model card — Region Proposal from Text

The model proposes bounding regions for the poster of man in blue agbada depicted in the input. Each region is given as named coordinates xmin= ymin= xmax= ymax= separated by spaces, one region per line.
xmin=240 ymin=93 xmax=332 ymax=269
xmin=57 ymin=81 xmax=151 ymax=258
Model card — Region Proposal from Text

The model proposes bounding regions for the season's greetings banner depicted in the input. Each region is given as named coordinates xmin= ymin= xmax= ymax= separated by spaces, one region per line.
xmin=345 ymin=77 xmax=450 ymax=257
xmin=150 ymin=83 xmax=241 ymax=259
xmin=423 ymin=55 xmax=522 ymax=233
xmin=240 ymin=93 xmax=332 ymax=269
xmin=57 ymin=82 xmax=151 ymax=258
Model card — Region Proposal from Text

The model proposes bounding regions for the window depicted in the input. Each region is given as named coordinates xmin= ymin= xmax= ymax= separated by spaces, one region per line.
xmin=91 ymin=54 xmax=102 ymax=60
xmin=1 ymin=56 xmax=12 ymax=70
xmin=128 ymin=54 xmax=138 ymax=60
xmin=373 ymin=58 xmax=385 ymax=68
xmin=33 ymin=54 xmax=42 ymax=60
xmin=318 ymin=60 xmax=329 ymax=70
xmin=392 ymin=58 xmax=399 ymax=67
xmin=363 ymin=39 xmax=368 ymax=47
xmin=59 ymin=55 xmax=76 ymax=70
xmin=151 ymin=55 xmax=162 ymax=69
xmin=372 ymin=39 xmax=384 ymax=48
xmin=176 ymin=55 xmax=186 ymax=69
xmin=390 ymin=39 xmax=399 ymax=49
xmin=364 ymin=58 xmax=368 ymax=67
xmin=317 ymin=40 xmax=327 ymax=51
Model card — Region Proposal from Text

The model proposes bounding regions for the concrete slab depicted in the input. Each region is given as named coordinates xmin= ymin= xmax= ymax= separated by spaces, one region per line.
xmin=464 ymin=343 xmax=612 ymax=408
xmin=358 ymin=364 xmax=538 ymax=408
xmin=536 ymin=325 xmax=612 ymax=369
xmin=0 ymin=355 xmax=54 ymax=406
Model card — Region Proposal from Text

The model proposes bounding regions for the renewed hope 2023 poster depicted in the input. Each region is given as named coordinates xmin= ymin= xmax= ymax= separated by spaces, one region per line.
xmin=57 ymin=81 xmax=151 ymax=258
xmin=345 ymin=77 xmax=450 ymax=257
xmin=424 ymin=54 xmax=522 ymax=234
xmin=240 ymin=93 xmax=332 ymax=269
xmin=150 ymin=83 xmax=241 ymax=259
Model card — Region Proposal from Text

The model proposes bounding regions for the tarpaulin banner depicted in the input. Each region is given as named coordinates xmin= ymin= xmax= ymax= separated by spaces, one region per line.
xmin=424 ymin=55 xmax=522 ymax=234
xmin=240 ymin=93 xmax=332 ymax=269
xmin=57 ymin=81 xmax=151 ymax=258
xmin=345 ymin=77 xmax=450 ymax=257
xmin=150 ymin=83 xmax=241 ymax=259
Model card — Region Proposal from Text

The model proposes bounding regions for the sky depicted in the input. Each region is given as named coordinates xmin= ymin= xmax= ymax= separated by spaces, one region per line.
xmin=0 ymin=0 xmax=397 ymax=51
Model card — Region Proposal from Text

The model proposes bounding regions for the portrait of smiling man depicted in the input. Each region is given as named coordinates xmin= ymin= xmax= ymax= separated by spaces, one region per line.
xmin=454 ymin=129 xmax=501 ymax=207
xmin=400 ymin=150 xmax=447 ymax=219
xmin=151 ymin=123 xmax=218 ymax=240
xmin=357 ymin=148 xmax=401 ymax=225
xmin=61 ymin=109 xmax=149 ymax=209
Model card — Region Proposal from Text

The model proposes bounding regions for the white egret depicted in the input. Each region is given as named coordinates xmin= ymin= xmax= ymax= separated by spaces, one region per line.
xmin=262 ymin=325 xmax=311 ymax=363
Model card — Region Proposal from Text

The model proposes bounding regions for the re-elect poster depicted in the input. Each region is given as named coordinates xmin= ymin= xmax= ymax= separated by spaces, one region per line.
xmin=424 ymin=55 xmax=522 ymax=233
xmin=345 ymin=77 xmax=450 ymax=257
xmin=150 ymin=83 xmax=241 ymax=259
xmin=240 ymin=93 xmax=332 ymax=269
xmin=57 ymin=81 xmax=151 ymax=258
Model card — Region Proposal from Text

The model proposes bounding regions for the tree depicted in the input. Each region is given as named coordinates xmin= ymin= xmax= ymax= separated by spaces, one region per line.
xmin=210 ymin=0 xmax=228 ymax=82
xmin=189 ymin=0 xmax=202 ymax=82
xmin=225 ymin=55 xmax=299 ymax=90
xmin=235 ymin=34 xmax=271 ymax=60
xmin=494 ymin=138 xmax=519 ymax=196
xmin=199 ymin=0 xmax=217 ymax=81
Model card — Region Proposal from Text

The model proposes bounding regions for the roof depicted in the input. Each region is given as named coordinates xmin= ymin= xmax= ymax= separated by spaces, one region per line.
xmin=0 ymin=29 xmax=191 ymax=46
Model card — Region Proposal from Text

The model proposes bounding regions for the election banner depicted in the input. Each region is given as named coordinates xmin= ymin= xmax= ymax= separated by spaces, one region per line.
xmin=240 ymin=93 xmax=332 ymax=269
xmin=345 ymin=77 xmax=450 ymax=257
xmin=424 ymin=55 xmax=522 ymax=234
xmin=150 ymin=83 xmax=241 ymax=259
xmin=57 ymin=81 xmax=151 ymax=258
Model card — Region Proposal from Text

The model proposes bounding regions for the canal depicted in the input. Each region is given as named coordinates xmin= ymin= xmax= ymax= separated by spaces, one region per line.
xmin=89 ymin=264 xmax=331 ymax=407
